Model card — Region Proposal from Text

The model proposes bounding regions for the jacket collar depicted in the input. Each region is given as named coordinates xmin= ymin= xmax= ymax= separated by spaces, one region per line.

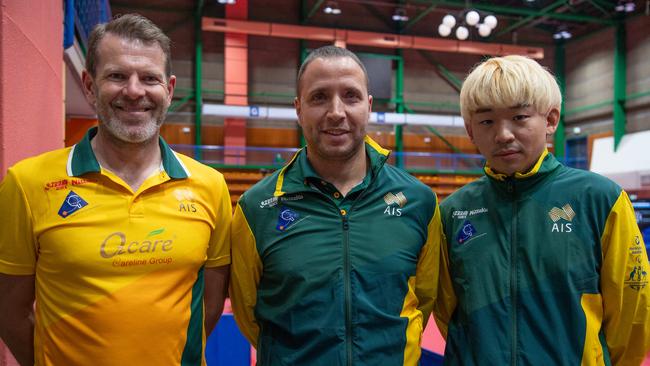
xmin=484 ymin=149 xmax=562 ymax=194
xmin=66 ymin=126 xmax=190 ymax=179
xmin=273 ymin=136 xmax=389 ymax=197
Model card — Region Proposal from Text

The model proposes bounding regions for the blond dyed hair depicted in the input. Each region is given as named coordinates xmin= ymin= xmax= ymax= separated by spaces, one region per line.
xmin=459 ymin=55 xmax=562 ymax=123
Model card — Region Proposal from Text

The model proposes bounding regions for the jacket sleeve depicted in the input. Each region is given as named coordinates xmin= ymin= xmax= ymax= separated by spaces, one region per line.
xmin=432 ymin=208 xmax=457 ymax=339
xmin=415 ymin=201 xmax=443 ymax=329
xmin=229 ymin=202 xmax=263 ymax=347
xmin=600 ymin=190 xmax=650 ymax=365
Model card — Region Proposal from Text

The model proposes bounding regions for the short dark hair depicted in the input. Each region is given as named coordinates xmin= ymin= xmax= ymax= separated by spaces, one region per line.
xmin=85 ymin=13 xmax=172 ymax=79
xmin=296 ymin=46 xmax=369 ymax=96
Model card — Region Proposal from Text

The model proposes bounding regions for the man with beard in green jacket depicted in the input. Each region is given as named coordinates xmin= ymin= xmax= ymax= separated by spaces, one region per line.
xmin=230 ymin=46 xmax=443 ymax=366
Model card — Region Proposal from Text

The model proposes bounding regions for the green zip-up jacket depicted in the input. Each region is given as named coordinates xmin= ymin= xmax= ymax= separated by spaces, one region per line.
xmin=230 ymin=137 xmax=443 ymax=366
xmin=435 ymin=151 xmax=650 ymax=365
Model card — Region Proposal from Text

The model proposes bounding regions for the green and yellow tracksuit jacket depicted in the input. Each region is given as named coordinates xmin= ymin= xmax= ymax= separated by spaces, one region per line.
xmin=230 ymin=137 xmax=442 ymax=366
xmin=435 ymin=151 xmax=650 ymax=365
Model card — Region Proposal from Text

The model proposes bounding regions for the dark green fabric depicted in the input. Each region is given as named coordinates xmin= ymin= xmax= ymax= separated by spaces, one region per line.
xmin=440 ymin=153 xmax=621 ymax=365
xmin=239 ymin=142 xmax=437 ymax=365
xmin=181 ymin=266 xmax=205 ymax=366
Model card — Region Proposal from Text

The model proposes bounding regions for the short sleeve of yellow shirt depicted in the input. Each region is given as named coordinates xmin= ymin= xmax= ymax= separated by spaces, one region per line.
xmin=0 ymin=168 xmax=37 ymax=274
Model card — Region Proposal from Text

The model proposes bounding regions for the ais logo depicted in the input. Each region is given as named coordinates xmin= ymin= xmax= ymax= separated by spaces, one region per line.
xmin=549 ymin=204 xmax=575 ymax=233
xmin=383 ymin=192 xmax=407 ymax=216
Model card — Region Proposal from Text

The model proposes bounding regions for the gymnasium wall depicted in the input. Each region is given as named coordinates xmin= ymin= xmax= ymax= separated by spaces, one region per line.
xmin=564 ymin=15 xmax=650 ymax=137
xmin=0 ymin=0 xmax=64 ymax=178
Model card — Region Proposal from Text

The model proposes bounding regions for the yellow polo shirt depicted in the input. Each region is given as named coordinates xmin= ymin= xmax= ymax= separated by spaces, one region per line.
xmin=0 ymin=127 xmax=231 ymax=366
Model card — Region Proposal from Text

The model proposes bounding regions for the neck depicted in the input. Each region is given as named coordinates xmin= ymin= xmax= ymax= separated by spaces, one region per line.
xmin=307 ymin=146 xmax=367 ymax=197
xmin=91 ymin=128 xmax=162 ymax=191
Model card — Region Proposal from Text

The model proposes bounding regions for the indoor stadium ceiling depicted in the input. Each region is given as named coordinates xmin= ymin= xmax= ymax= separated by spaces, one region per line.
xmin=110 ymin=0 xmax=648 ymax=47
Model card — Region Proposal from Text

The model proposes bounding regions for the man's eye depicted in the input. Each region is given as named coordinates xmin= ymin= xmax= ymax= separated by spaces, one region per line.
xmin=514 ymin=115 xmax=529 ymax=121
xmin=311 ymin=93 xmax=326 ymax=102
xmin=107 ymin=73 xmax=125 ymax=81
xmin=479 ymin=120 xmax=493 ymax=125
xmin=143 ymin=76 xmax=160 ymax=84
xmin=344 ymin=91 xmax=361 ymax=100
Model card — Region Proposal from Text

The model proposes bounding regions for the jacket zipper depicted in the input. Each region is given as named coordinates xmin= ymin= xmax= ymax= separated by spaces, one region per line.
xmin=342 ymin=213 xmax=352 ymax=366
xmin=508 ymin=180 xmax=518 ymax=366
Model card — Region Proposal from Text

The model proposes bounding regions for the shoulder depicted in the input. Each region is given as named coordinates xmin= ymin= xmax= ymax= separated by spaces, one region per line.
xmin=555 ymin=165 xmax=621 ymax=197
xmin=440 ymin=176 xmax=489 ymax=210
xmin=238 ymin=170 xmax=282 ymax=210
xmin=174 ymin=152 xmax=226 ymax=185
xmin=4 ymin=147 xmax=73 ymax=187
xmin=380 ymin=165 xmax=436 ymax=202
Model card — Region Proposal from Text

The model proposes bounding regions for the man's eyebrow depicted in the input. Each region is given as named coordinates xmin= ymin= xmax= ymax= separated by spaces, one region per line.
xmin=474 ymin=107 xmax=492 ymax=113
xmin=509 ymin=103 xmax=530 ymax=109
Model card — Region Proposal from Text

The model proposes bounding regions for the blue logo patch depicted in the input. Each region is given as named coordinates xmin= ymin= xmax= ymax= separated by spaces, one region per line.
xmin=58 ymin=191 xmax=88 ymax=218
xmin=276 ymin=207 xmax=299 ymax=231
xmin=456 ymin=220 xmax=477 ymax=244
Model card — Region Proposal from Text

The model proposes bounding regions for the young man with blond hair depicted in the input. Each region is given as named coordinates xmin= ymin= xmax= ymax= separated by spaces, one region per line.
xmin=435 ymin=55 xmax=650 ymax=365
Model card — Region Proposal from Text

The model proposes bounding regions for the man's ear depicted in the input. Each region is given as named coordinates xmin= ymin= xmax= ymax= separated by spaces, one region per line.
xmin=465 ymin=121 xmax=474 ymax=143
xmin=166 ymin=75 xmax=176 ymax=104
xmin=294 ymin=97 xmax=302 ymax=127
xmin=546 ymin=107 xmax=560 ymax=135
xmin=81 ymin=70 xmax=97 ymax=106
xmin=368 ymin=94 xmax=373 ymax=114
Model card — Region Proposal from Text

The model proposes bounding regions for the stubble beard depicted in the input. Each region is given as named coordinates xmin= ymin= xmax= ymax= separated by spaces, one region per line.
xmin=96 ymin=97 xmax=167 ymax=144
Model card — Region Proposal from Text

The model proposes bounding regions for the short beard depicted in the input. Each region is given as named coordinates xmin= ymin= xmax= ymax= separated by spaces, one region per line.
xmin=95 ymin=100 xmax=167 ymax=144
xmin=101 ymin=115 xmax=162 ymax=144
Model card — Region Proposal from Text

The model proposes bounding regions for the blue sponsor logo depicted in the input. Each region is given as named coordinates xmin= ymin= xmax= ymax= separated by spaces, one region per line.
xmin=58 ymin=191 xmax=88 ymax=218
xmin=276 ymin=207 xmax=299 ymax=231
xmin=456 ymin=220 xmax=477 ymax=244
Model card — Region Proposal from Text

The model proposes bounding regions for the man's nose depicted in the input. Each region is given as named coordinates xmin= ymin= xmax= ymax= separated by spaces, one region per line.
xmin=327 ymin=96 xmax=345 ymax=121
xmin=122 ymin=74 xmax=146 ymax=99
xmin=495 ymin=122 xmax=515 ymax=143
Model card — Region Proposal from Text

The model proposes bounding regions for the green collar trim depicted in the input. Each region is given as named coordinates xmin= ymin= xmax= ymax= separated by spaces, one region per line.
xmin=67 ymin=127 xmax=189 ymax=179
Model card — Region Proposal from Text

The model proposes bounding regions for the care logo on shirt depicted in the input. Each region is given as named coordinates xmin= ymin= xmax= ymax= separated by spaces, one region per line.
xmin=99 ymin=228 xmax=175 ymax=267
xmin=58 ymin=190 xmax=88 ymax=218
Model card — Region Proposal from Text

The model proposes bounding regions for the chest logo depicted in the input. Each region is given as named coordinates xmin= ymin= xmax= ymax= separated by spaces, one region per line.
xmin=549 ymin=204 xmax=575 ymax=233
xmin=174 ymin=188 xmax=197 ymax=213
xmin=456 ymin=220 xmax=477 ymax=244
xmin=58 ymin=191 xmax=88 ymax=218
xmin=383 ymin=191 xmax=407 ymax=216
xmin=276 ymin=207 xmax=299 ymax=231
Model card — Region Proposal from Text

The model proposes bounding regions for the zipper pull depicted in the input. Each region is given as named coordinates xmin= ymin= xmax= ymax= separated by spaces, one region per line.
xmin=506 ymin=178 xmax=514 ymax=194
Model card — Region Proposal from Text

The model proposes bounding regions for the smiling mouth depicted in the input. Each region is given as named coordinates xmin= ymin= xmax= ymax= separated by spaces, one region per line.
xmin=116 ymin=106 xmax=152 ymax=113
xmin=322 ymin=130 xmax=349 ymax=136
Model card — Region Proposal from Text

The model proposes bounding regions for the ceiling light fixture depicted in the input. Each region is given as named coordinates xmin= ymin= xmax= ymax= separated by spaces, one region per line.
xmin=324 ymin=1 xmax=342 ymax=15
xmin=438 ymin=10 xmax=497 ymax=40
xmin=615 ymin=0 xmax=636 ymax=12
xmin=553 ymin=25 xmax=572 ymax=40
xmin=392 ymin=7 xmax=409 ymax=22
xmin=217 ymin=0 xmax=236 ymax=4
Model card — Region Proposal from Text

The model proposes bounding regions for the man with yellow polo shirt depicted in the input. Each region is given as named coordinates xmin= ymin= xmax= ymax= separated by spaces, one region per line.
xmin=0 ymin=14 xmax=231 ymax=366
